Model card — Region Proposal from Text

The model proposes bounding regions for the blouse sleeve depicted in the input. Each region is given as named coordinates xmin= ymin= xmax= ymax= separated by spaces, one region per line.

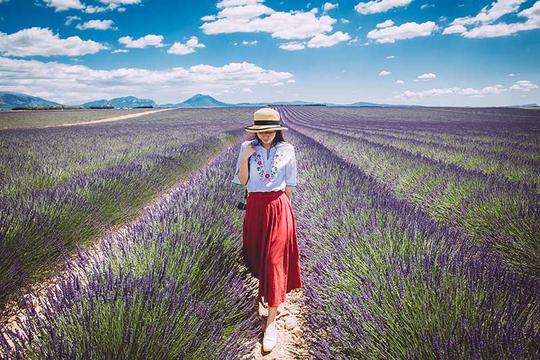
xmin=284 ymin=147 xmax=297 ymax=187
xmin=231 ymin=142 xmax=247 ymax=185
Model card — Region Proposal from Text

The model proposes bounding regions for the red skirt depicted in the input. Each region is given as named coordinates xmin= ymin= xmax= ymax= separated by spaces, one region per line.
xmin=242 ymin=190 xmax=302 ymax=307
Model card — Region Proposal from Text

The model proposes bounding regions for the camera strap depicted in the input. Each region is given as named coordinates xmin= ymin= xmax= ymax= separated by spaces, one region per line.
xmin=244 ymin=155 xmax=250 ymax=199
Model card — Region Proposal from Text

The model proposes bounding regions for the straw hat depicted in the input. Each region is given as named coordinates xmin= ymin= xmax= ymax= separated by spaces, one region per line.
xmin=244 ymin=108 xmax=288 ymax=133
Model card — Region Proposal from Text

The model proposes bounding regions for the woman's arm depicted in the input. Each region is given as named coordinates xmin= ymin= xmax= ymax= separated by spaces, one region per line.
xmin=284 ymin=146 xmax=297 ymax=202
xmin=284 ymin=186 xmax=294 ymax=202
xmin=237 ymin=154 xmax=251 ymax=185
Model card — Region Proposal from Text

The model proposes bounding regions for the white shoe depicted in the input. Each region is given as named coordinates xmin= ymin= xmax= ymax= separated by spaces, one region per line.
xmin=262 ymin=321 xmax=278 ymax=352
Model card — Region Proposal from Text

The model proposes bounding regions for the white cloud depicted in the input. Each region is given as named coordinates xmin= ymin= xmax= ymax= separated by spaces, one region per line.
xmin=322 ymin=2 xmax=338 ymax=12
xmin=118 ymin=34 xmax=165 ymax=48
xmin=518 ymin=0 xmax=540 ymax=15
xmin=508 ymin=73 xmax=515 ymax=76
xmin=218 ymin=0 xmax=263 ymax=8
xmin=64 ymin=15 xmax=81 ymax=26
xmin=287 ymin=79 xmax=296 ymax=83
xmin=242 ymin=87 xmax=253 ymax=92
xmin=201 ymin=1 xmax=349 ymax=49
xmin=340 ymin=18 xmax=350 ymax=24
xmin=240 ymin=40 xmax=258 ymax=45
xmin=84 ymin=4 xmax=120 ymax=13
xmin=376 ymin=19 xmax=394 ymax=28
xmin=43 ymin=0 xmax=85 ymax=11
xmin=201 ymin=7 xmax=335 ymax=40
xmin=420 ymin=3 xmax=434 ymax=10
xmin=307 ymin=31 xmax=350 ymax=47
xmin=443 ymin=0 xmax=540 ymax=38
xmin=76 ymin=19 xmax=115 ymax=30
xmin=279 ymin=42 xmax=305 ymax=51
xmin=463 ymin=19 xmax=539 ymax=38
xmin=442 ymin=24 xmax=467 ymax=34
xmin=396 ymin=84 xmax=507 ymax=99
xmin=0 ymin=27 xmax=107 ymax=57
xmin=379 ymin=70 xmax=391 ymax=76
xmin=0 ymin=56 xmax=293 ymax=103
xmin=386 ymin=55 xmax=395 ymax=58
xmin=417 ymin=72 xmax=436 ymax=80
xmin=278 ymin=30 xmax=350 ymax=49
xmin=355 ymin=0 xmax=413 ymax=15
xmin=217 ymin=3 xmax=274 ymax=20
xmin=449 ymin=0 xmax=527 ymax=26
xmin=167 ymin=36 xmax=205 ymax=55
xmin=271 ymin=82 xmax=284 ymax=86
xmin=43 ymin=0 xmax=139 ymax=12
xmin=99 ymin=0 xmax=141 ymax=4
xmin=112 ymin=49 xmax=128 ymax=53
xmin=396 ymin=79 xmax=404 ymax=84
xmin=367 ymin=21 xmax=438 ymax=43
xmin=510 ymin=80 xmax=538 ymax=91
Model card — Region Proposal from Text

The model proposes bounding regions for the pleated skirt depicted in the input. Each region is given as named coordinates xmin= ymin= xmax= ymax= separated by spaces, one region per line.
xmin=242 ymin=190 xmax=302 ymax=307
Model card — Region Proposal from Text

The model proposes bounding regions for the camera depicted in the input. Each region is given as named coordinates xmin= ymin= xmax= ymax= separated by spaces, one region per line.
xmin=237 ymin=201 xmax=247 ymax=210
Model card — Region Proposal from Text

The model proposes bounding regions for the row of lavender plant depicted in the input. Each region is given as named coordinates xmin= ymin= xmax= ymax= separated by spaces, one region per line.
xmin=285 ymin=127 xmax=539 ymax=358
xmin=357 ymin=128 xmax=540 ymax=163
xmin=290 ymin=106 xmax=540 ymax=146
xmin=323 ymin=126 xmax=537 ymax=185
xmin=279 ymin=106 xmax=540 ymax=281
xmin=311 ymin=106 xmax=540 ymax=143
xmin=0 ymin=108 xmax=253 ymax=198
xmin=1 ymin=139 xmax=260 ymax=359
xmin=286 ymin=107 xmax=538 ymax=188
xmin=0 ymin=116 xmax=248 ymax=310
xmin=307 ymin=106 xmax=540 ymax=162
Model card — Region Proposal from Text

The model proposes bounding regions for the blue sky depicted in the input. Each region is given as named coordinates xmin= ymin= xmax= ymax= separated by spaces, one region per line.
xmin=0 ymin=0 xmax=539 ymax=106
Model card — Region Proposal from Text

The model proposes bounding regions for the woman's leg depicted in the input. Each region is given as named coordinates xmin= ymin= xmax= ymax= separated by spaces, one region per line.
xmin=266 ymin=306 xmax=278 ymax=327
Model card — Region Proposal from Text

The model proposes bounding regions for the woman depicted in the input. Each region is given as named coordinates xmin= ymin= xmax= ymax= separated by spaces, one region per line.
xmin=231 ymin=107 xmax=302 ymax=353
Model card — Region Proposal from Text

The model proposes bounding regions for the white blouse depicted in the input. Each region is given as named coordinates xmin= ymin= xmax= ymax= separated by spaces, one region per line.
xmin=231 ymin=139 xmax=297 ymax=192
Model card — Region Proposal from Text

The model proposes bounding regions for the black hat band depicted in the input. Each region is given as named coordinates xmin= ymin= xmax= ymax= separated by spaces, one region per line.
xmin=253 ymin=120 xmax=282 ymax=125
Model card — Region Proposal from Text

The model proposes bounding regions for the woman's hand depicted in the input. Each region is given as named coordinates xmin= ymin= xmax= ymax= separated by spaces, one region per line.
xmin=242 ymin=144 xmax=256 ymax=160
xmin=285 ymin=187 xmax=293 ymax=204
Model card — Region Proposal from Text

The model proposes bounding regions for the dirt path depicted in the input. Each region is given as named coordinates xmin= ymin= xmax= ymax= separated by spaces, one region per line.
xmin=240 ymin=288 xmax=311 ymax=359
xmin=56 ymin=108 xmax=174 ymax=127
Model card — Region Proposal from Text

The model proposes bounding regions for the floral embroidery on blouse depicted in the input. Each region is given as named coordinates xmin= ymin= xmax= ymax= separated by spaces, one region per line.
xmin=254 ymin=150 xmax=282 ymax=182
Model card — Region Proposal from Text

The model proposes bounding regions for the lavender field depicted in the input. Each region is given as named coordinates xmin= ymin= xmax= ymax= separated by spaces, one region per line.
xmin=1 ymin=106 xmax=539 ymax=359
xmin=0 ymin=108 xmax=152 ymax=130
xmin=0 ymin=108 xmax=253 ymax=309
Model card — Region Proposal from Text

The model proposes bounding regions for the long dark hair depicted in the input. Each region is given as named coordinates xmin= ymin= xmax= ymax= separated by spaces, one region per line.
xmin=250 ymin=130 xmax=286 ymax=147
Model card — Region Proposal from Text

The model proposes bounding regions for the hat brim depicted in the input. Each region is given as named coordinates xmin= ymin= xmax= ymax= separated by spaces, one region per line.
xmin=244 ymin=126 xmax=288 ymax=133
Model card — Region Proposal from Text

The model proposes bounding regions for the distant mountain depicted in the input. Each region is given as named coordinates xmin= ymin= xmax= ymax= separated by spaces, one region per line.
xmin=349 ymin=101 xmax=385 ymax=107
xmin=234 ymin=100 xmax=422 ymax=107
xmin=508 ymin=103 xmax=539 ymax=108
xmin=0 ymin=91 xmax=61 ymax=109
xmin=82 ymin=96 xmax=157 ymax=108
xmin=234 ymin=102 xmax=268 ymax=107
xmin=6 ymin=91 xmax=528 ymax=110
xmin=235 ymin=100 xmax=330 ymax=106
xmin=174 ymin=94 xmax=231 ymax=108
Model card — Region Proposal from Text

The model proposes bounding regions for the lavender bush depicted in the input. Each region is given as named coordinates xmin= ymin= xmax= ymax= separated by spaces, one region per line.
xmin=1 ymin=140 xmax=260 ymax=359
xmin=1 ymin=105 xmax=538 ymax=359
xmin=279 ymin=106 xmax=540 ymax=280
xmin=0 ymin=108 xmax=253 ymax=309
xmin=286 ymin=127 xmax=539 ymax=358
